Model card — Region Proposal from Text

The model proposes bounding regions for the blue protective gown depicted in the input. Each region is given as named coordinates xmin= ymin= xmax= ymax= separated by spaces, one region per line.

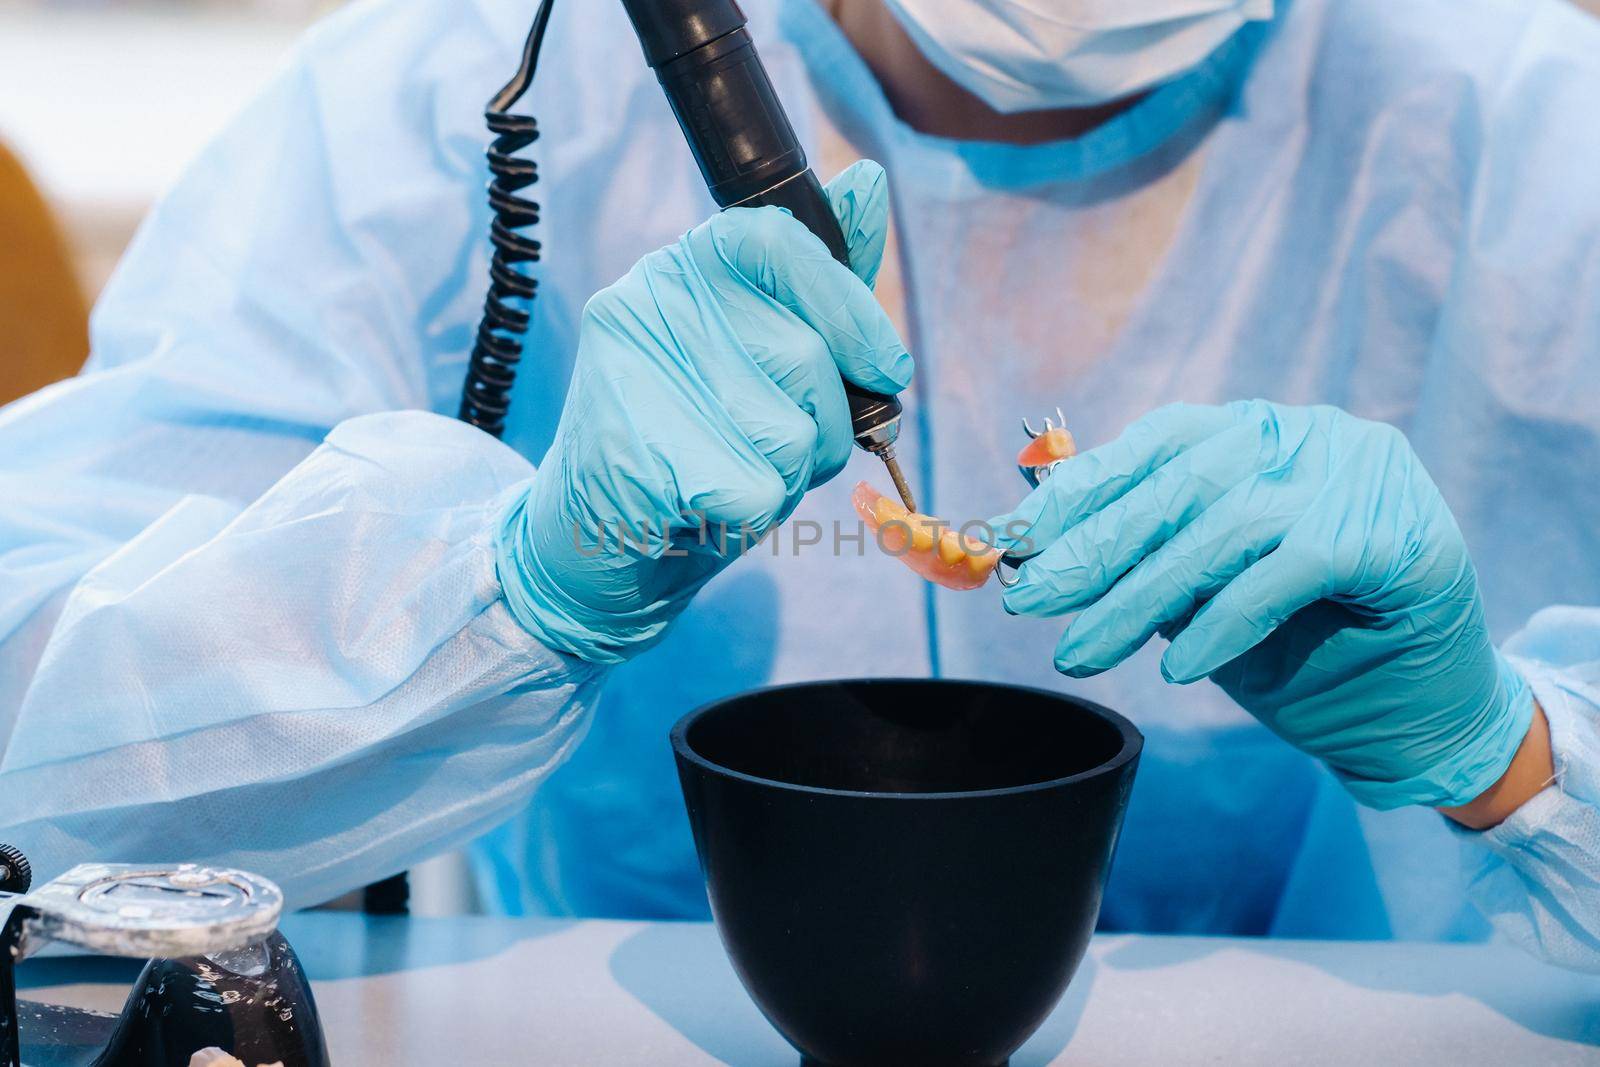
xmin=2 ymin=0 xmax=1599 ymax=970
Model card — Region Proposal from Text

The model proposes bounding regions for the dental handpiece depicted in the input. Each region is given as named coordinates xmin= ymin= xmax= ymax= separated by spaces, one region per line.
xmin=619 ymin=0 xmax=918 ymax=513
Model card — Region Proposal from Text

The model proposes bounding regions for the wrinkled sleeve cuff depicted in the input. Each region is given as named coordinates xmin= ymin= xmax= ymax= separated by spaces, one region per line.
xmin=1451 ymin=657 xmax=1600 ymax=972
xmin=1481 ymin=660 xmax=1595 ymax=851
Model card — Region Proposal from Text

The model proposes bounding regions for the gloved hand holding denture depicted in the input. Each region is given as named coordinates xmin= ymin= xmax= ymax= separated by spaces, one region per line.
xmin=496 ymin=160 xmax=912 ymax=665
xmin=994 ymin=400 xmax=1537 ymax=810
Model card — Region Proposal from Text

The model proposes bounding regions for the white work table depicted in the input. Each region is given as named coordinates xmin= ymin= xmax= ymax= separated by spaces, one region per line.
xmin=18 ymin=914 xmax=1600 ymax=1065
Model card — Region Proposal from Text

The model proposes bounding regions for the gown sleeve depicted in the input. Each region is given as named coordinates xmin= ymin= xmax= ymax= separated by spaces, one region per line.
xmin=1455 ymin=608 xmax=1600 ymax=973
xmin=0 ymin=0 xmax=604 ymax=909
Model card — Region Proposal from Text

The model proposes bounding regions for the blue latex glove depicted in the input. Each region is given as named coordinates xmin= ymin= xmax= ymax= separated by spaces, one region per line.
xmin=498 ymin=160 xmax=910 ymax=665
xmin=996 ymin=400 xmax=1535 ymax=809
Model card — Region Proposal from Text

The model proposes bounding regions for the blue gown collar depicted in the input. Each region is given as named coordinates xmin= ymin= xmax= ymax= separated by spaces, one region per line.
xmin=777 ymin=0 xmax=1268 ymax=188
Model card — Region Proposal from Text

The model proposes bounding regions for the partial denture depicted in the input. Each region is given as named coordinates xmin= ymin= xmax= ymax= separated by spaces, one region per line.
xmin=855 ymin=482 xmax=1000 ymax=590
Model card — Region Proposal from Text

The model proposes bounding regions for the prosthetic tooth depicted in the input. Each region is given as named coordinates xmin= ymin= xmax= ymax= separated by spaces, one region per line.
xmin=1043 ymin=427 xmax=1076 ymax=459
xmin=937 ymin=531 xmax=966 ymax=566
xmin=873 ymin=497 xmax=908 ymax=526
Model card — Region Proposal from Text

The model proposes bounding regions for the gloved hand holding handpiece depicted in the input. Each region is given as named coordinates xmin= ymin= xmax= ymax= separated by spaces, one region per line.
xmin=496 ymin=161 xmax=910 ymax=665
xmin=995 ymin=401 xmax=1545 ymax=815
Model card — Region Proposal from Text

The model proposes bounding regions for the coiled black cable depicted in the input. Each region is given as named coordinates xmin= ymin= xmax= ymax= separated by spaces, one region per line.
xmin=365 ymin=2 xmax=556 ymax=918
xmin=460 ymin=0 xmax=555 ymax=436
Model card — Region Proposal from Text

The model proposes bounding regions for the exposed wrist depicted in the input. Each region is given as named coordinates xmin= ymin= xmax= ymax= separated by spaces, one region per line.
xmin=1440 ymin=700 xmax=1554 ymax=830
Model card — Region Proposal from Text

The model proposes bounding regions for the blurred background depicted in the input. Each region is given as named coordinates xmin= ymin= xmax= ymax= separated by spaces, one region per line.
xmin=0 ymin=0 xmax=345 ymax=403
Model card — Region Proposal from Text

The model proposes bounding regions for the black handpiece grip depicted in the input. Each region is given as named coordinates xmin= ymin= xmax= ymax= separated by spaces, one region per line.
xmin=649 ymin=26 xmax=815 ymax=212
xmin=620 ymin=1 xmax=903 ymax=439
xmin=737 ymin=172 xmax=903 ymax=433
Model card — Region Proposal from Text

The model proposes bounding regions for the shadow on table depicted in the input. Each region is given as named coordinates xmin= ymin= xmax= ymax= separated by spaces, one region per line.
xmin=281 ymin=914 xmax=579 ymax=980
xmin=1098 ymin=935 xmax=1600 ymax=1047
xmin=608 ymin=923 xmax=1098 ymax=1066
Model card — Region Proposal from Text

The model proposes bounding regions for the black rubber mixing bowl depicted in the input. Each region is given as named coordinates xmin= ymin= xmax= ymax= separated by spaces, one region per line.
xmin=671 ymin=678 xmax=1142 ymax=1067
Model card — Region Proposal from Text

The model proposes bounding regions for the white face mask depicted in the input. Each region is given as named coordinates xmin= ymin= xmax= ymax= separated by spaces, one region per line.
xmin=881 ymin=0 xmax=1274 ymax=113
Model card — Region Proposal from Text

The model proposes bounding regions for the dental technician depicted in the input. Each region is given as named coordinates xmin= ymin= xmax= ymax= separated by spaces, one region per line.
xmin=2 ymin=0 xmax=1598 ymax=970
